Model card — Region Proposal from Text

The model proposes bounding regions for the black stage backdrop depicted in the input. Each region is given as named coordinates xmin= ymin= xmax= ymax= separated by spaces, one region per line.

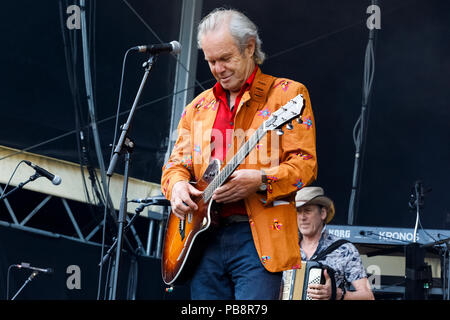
xmin=1 ymin=1 xmax=449 ymax=235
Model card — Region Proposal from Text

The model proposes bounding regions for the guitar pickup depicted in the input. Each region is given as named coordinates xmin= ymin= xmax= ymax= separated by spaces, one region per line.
xmin=179 ymin=219 xmax=185 ymax=241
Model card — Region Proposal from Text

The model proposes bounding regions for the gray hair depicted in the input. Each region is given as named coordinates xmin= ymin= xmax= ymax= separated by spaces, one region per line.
xmin=197 ymin=8 xmax=266 ymax=65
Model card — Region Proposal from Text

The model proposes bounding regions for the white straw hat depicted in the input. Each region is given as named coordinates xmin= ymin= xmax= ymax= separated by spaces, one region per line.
xmin=295 ymin=187 xmax=335 ymax=224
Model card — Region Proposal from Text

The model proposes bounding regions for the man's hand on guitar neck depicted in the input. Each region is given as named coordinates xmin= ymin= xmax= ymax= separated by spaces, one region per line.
xmin=170 ymin=181 xmax=202 ymax=220
xmin=213 ymin=169 xmax=262 ymax=204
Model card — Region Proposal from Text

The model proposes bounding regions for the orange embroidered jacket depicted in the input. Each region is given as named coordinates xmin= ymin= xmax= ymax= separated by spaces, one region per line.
xmin=161 ymin=68 xmax=317 ymax=272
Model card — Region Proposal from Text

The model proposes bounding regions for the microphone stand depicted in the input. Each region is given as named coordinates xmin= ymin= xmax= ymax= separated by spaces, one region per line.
xmin=99 ymin=202 xmax=150 ymax=268
xmin=105 ymin=54 xmax=158 ymax=300
xmin=347 ymin=0 xmax=378 ymax=225
xmin=10 ymin=271 xmax=39 ymax=300
xmin=0 ymin=173 xmax=41 ymax=201
xmin=412 ymin=181 xmax=429 ymax=243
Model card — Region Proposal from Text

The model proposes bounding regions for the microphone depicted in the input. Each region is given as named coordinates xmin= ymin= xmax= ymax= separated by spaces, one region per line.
xmin=14 ymin=262 xmax=54 ymax=274
xmin=24 ymin=160 xmax=62 ymax=185
xmin=132 ymin=41 xmax=181 ymax=55
xmin=130 ymin=195 xmax=171 ymax=206
xmin=408 ymin=180 xmax=431 ymax=209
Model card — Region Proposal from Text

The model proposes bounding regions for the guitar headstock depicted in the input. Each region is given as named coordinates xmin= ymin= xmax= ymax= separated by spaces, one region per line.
xmin=263 ymin=94 xmax=304 ymax=134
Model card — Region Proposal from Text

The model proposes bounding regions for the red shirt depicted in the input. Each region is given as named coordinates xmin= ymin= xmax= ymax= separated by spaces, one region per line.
xmin=211 ymin=66 xmax=258 ymax=217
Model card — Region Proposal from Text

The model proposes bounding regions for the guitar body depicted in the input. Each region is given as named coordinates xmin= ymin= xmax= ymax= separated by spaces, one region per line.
xmin=161 ymin=159 xmax=221 ymax=285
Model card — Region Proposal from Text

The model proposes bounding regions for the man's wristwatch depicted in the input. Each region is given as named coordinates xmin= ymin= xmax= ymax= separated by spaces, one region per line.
xmin=259 ymin=170 xmax=267 ymax=192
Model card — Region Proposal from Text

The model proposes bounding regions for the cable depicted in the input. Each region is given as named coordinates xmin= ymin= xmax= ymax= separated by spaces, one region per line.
xmin=109 ymin=48 xmax=133 ymax=162
xmin=418 ymin=216 xmax=438 ymax=243
xmin=126 ymin=256 xmax=138 ymax=300
xmin=97 ymin=176 xmax=111 ymax=300
xmin=0 ymin=160 xmax=27 ymax=200
xmin=59 ymin=0 xmax=93 ymax=206
xmin=5 ymin=264 xmax=16 ymax=300
xmin=102 ymin=255 xmax=112 ymax=300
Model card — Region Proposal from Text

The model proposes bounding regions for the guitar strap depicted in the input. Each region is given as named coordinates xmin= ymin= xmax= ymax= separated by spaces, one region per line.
xmin=241 ymin=73 xmax=276 ymax=130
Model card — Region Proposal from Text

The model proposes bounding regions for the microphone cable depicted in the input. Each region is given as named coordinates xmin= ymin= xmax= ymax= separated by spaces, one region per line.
xmin=0 ymin=160 xmax=27 ymax=201
xmin=5 ymin=264 xmax=16 ymax=300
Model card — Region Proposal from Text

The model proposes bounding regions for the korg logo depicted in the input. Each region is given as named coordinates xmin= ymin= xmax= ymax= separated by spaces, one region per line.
xmin=328 ymin=229 xmax=351 ymax=239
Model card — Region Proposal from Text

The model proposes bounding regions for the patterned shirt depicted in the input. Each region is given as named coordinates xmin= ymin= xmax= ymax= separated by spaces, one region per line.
xmin=300 ymin=226 xmax=367 ymax=289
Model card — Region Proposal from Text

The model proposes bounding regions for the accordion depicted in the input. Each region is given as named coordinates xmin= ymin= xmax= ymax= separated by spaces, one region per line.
xmin=280 ymin=261 xmax=326 ymax=300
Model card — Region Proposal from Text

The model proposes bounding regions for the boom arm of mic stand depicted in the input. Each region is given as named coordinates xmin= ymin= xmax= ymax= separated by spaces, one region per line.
xmin=0 ymin=173 xmax=41 ymax=201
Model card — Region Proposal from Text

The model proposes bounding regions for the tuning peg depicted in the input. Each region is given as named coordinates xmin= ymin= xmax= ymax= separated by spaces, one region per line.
xmin=286 ymin=121 xmax=294 ymax=130
xmin=296 ymin=116 xmax=303 ymax=124
xmin=276 ymin=128 xmax=284 ymax=136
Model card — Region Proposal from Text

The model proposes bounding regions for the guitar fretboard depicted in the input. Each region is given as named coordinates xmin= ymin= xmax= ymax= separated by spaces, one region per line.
xmin=202 ymin=124 xmax=266 ymax=202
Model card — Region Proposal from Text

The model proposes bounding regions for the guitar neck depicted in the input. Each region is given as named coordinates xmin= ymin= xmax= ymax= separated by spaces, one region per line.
xmin=203 ymin=124 xmax=266 ymax=202
xmin=200 ymin=93 xmax=305 ymax=203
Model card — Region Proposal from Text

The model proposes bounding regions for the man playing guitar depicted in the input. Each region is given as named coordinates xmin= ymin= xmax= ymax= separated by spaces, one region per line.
xmin=161 ymin=8 xmax=317 ymax=299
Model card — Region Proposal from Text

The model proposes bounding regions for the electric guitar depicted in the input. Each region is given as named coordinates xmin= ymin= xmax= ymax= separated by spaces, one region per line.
xmin=161 ymin=94 xmax=305 ymax=285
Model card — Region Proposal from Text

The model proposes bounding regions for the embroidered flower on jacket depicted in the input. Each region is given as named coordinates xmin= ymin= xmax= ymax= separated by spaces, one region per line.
xmin=257 ymin=108 xmax=271 ymax=119
xmin=272 ymin=219 xmax=283 ymax=231
xmin=296 ymin=152 xmax=313 ymax=160
xmin=204 ymin=98 xmax=218 ymax=111
xmin=193 ymin=144 xmax=201 ymax=155
xmin=273 ymin=80 xmax=291 ymax=92
xmin=261 ymin=256 xmax=271 ymax=265
xmin=193 ymin=97 xmax=206 ymax=111
xmin=181 ymin=155 xmax=192 ymax=170
xmin=211 ymin=100 xmax=219 ymax=111
xmin=302 ymin=116 xmax=313 ymax=130
xmin=267 ymin=175 xmax=279 ymax=194
xmin=292 ymin=178 xmax=304 ymax=190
